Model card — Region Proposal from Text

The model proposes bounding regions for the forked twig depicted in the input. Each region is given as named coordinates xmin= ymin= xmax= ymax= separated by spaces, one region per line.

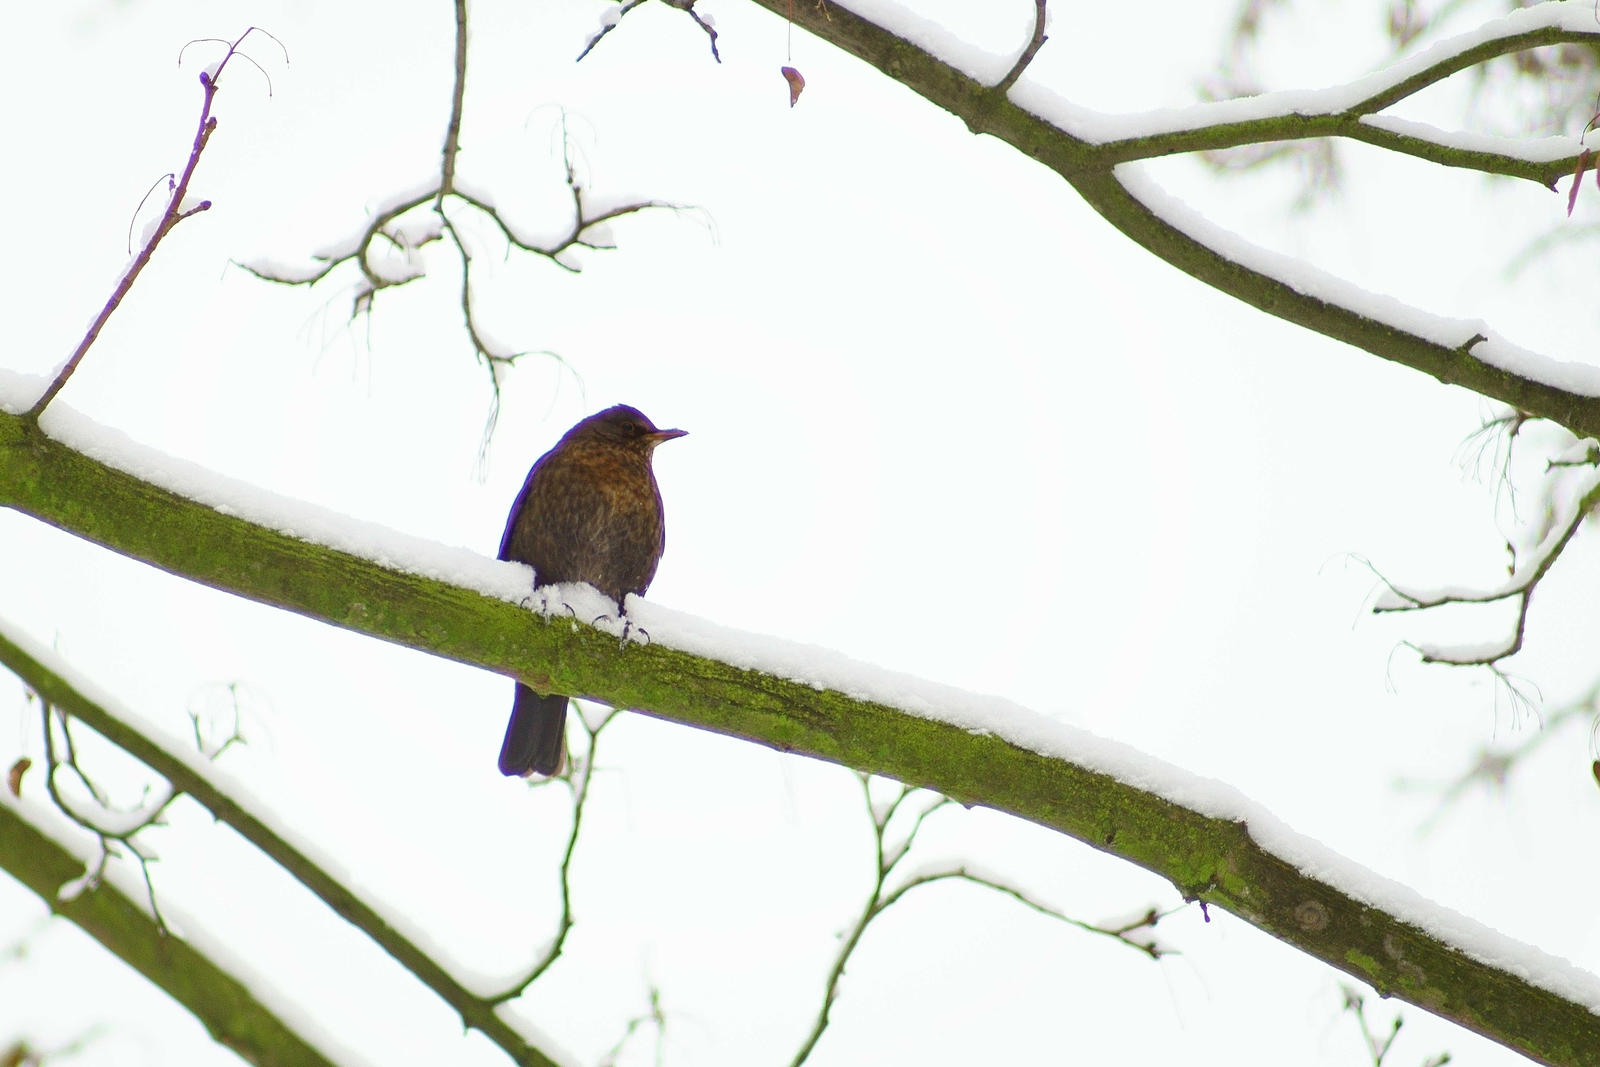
xmin=25 ymin=28 xmax=283 ymax=422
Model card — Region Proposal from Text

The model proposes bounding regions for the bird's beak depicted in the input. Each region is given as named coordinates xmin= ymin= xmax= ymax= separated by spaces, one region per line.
xmin=646 ymin=427 xmax=688 ymax=447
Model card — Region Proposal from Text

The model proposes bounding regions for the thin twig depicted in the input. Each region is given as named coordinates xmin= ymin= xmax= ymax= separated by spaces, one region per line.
xmin=1398 ymin=680 xmax=1596 ymax=831
xmin=1339 ymin=983 xmax=1452 ymax=1067
xmin=598 ymin=984 xmax=669 ymax=1067
xmin=489 ymin=706 xmax=619 ymax=1003
xmin=994 ymin=0 xmax=1048 ymax=95
xmin=39 ymin=702 xmax=182 ymax=935
xmin=436 ymin=0 xmax=469 ymax=210
xmin=24 ymin=30 xmax=275 ymax=420
xmin=578 ymin=0 xmax=650 ymax=62
xmin=1372 ymin=456 xmax=1600 ymax=671
xmin=789 ymin=774 xmax=1172 ymax=1066
xmin=578 ymin=0 xmax=720 ymax=63
xmin=242 ymin=110 xmax=686 ymax=447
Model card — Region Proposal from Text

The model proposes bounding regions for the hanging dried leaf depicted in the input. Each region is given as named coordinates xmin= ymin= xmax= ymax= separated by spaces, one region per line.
xmin=7 ymin=757 xmax=30 ymax=798
xmin=781 ymin=66 xmax=805 ymax=108
xmin=1568 ymin=148 xmax=1591 ymax=217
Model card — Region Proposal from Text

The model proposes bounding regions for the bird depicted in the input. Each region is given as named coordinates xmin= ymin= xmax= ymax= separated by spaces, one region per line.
xmin=497 ymin=404 xmax=686 ymax=776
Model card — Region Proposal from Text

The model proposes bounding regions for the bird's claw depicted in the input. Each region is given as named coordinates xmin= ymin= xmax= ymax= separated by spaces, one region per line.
xmin=620 ymin=618 xmax=651 ymax=648
xmin=592 ymin=613 xmax=651 ymax=648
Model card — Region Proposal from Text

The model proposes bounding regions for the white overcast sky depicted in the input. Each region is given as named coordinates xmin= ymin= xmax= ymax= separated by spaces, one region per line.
xmin=3 ymin=1 xmax=1600 ymax=1065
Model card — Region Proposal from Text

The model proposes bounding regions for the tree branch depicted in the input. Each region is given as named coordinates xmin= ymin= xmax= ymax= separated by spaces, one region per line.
xmin=0 ymin=623 xmax=563 ymax=1067
xmin=436 ymin=0 xmax=468 ymax=210
xmin=1094 ymin=14 xmax=1597 ymax=186
xmin=0 ymin=800 xmax=339 ymax=1067
xmin=1 ymin=406 xmax=1595 ymax=1064
xmin=733 ymin=0 xmax=1600 ymax=443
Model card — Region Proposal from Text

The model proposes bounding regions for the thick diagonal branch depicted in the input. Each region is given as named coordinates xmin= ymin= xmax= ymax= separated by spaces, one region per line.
xmin=1 ymin=407 xmax=1595 ymax=1065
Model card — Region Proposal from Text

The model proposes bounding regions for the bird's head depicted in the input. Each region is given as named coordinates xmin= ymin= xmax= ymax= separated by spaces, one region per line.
xmin=577 ymin=404 xmax=688 ymax=452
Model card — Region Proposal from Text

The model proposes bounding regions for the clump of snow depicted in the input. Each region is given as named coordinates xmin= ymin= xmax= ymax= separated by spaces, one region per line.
xmin=838 ymin=0 xmax=1014 ymax=84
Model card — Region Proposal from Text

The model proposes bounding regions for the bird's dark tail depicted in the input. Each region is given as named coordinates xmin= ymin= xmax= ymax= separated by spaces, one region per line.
xmin=499 ymin=684 xmax=568 ymax=777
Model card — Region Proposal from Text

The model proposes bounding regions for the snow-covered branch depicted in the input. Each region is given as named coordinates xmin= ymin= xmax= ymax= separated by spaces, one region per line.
xmin=1362 ymin=412 xmax=1600 ymax=700
xmin=736 ymin=0 xmax=1600 ymax=444
xmin=1085 ymin=4 xmax=1596 ymax=186
xmin=0 ymin=798 xmax=339 ymax=1067
xmin=0 ymin=622 xmax=566 ymax=1067
xmin=1 ymin=400 xmax=1596 ymax=1064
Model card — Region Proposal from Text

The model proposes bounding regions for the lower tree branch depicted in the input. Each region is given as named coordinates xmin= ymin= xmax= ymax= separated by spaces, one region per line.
xmin=0 ymin=623 xmax=563 ymax=1067
xmin=0 ymin=800 xmax=338 ymax=1067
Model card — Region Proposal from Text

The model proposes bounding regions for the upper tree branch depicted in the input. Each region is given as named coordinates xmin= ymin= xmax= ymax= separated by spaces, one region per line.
xmin=734 ymin=0 xmax=1600 ymax=445
xmin=1 ymin=408 xmax=1594 ymax=1066
xmin=1091 ymin=13 xmax=1599 ymax=186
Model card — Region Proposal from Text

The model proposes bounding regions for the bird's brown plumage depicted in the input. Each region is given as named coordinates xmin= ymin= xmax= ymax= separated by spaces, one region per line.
xmin=497 ymin=404 xmax=686 ymax=776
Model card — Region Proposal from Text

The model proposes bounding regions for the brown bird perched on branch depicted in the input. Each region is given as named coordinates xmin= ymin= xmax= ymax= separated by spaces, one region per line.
xmin=497 ymin=404 xmax=687 ymax=776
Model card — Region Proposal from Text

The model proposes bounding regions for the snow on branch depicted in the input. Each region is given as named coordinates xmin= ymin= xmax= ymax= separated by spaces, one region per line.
xmin=739 ymin=0 xmax=1600 ymax=445
xmin=1364 ymin=410 xmax=1600 ymax=711
xmin=0 ymin=622 xmax=568 ymax=1067
xmin=0 ymin=801 xmax=340 ymax=1066
xmin=578 ymin=0 xmax=721 ymax=63
xmin=1068 ymin=2 xmax=1599 ymax=186
xmin=238 ymin=2 xmax=693 ymax=452
xmin=3 ymin=399 xmax=1600 ymax=1063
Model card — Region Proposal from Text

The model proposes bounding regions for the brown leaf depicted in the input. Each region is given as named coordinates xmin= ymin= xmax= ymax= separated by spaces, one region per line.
xmin=781 ymin=66 xmax=805 ymax=108
xmin=1568 ymin=148 xmax=1591 ymax=217
xmin=7 ymin=757 xmax=29 ymax=798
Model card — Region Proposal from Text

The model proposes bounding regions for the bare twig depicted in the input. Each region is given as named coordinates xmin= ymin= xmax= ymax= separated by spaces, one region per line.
xmin=578 ymin=0 xmax=649 ymax=62
xmin=662 ymin=0 xmax=721 ymax=61
xmin=789 ymin=774 xmax=1174 ymax=1066
xmin=39 ymin=701 xmax=183 ymax=935
xmin=1339 ymin=983 xmax=1452 ymax=1067
xmin=1371 ymin=412 xmax=1600 ymax=679
xmin=489 ymin=706 xmax=619 ymax=1004
xmin=994 ymin=0 xmax=1048 ymax=95
xmin=241 ymin=29 xmax=688 ymax=443
xmin=1453 ymin=408 xmax=1536 ymax=522
xmin=25 ymin=28 xmax=283 ymax=422
xmin=598 ymin=984 xmax=669 ymax=1067
xmin=1399 ymin=680 xmax=1597 ymax=830
xmin=578 ymin=0 xmax=720 ymax=63
xmin=437 ymin=0 xmax=469 ymax=210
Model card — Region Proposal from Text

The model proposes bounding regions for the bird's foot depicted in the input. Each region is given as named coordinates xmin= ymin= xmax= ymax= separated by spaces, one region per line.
xmin=519 ymin=588 xmax=579 ymax=620
xmin=620 ymin=616 xmax=651 ymax=648
xmin=592 ymin=612 xmax=650 ymax=648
